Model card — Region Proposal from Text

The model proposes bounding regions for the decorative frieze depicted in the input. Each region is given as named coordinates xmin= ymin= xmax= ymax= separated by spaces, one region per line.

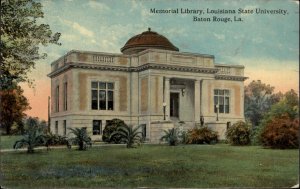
xmin=93 ymin=55 xmax=114 ymax=63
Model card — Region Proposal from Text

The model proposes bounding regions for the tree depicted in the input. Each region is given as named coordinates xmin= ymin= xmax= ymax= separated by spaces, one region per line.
xmin=13 ymin=123 xmax=46 ymax=153
xmin=244 ymin=80 xmax=281 ymax=127
xmin=110 ymin=125 xmax=143 ymax=148
xmin=253 ymin=89 xmax=299 ymax=145
xmin=0 ymin=84 xmax=31 ymax=134
xmin=68 ymin=128 xmax=92 ymax=151
xmin=1 ymin=0 xmax=61 ymax=88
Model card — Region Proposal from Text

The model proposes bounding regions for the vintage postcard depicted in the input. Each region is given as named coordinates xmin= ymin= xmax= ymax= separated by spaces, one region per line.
xmin=1 ymin=0 xmax=299 ymax=188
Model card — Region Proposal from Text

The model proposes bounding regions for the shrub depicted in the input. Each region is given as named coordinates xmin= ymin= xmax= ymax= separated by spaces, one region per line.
xmin=160 ymin=128 xmax=179 ymax=146
xmin=102 ymin=119 xmax=126 ymax=143
xmin=187 ymin=127 xmax=218 ymax=144
xmin=179 ymin=131 xmax=189 ymax=144
xmin=68 ymin=128 xmax=92 ymax=151
xmin=260 ymin=115 xmax=299 ymax=149
xmin=226 ymin=121 xmax=251 ymax=145
xmin=110 ymin=125 xmax=143 ymax=148
xmin=13 ymin=126 xmax=46 ymax=153
xmin=45 ymin=132 xmax=69 ymax=149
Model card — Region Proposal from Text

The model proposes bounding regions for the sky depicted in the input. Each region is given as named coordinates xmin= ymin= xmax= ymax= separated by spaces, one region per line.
xmin=21 ymin=0 xmax=299 ymax=120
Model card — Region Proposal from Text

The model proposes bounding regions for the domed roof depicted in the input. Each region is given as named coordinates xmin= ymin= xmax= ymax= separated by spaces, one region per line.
xmin=121 ymin=28 xmax=179 ymax=54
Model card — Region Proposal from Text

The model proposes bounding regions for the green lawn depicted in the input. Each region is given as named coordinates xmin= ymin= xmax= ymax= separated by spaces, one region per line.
xmin=1 ymin=144 xmax=298 ymax=188
xmin=0 ymin=135 xmax=22 ymax=149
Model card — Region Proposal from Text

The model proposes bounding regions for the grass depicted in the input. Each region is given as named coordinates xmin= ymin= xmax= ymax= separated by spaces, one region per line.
xmin=1 ymin=144 xmax=299 ymax=188
xmin=0 ymin=135 xmax=22 ymax=149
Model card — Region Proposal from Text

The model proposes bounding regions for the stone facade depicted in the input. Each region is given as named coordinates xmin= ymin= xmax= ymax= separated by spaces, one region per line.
xmin=48 ymin=31 xmax=247 ymax=142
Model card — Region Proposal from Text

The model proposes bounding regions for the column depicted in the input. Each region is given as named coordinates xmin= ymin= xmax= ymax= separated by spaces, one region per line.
xmin=164 ymin=77 xmax=170 ymax=121
xmin=194 ymin=80 xmax=200 ymax=123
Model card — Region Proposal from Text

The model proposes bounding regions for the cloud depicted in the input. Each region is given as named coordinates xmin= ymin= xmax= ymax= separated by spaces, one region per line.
xmin=251 ymin=37 xmax=263 ymax=44
xmin=88 ymin=0 xmax=110 ymax=11
xmin=72 ymin=22 xmax=94 ymax=37
xmin=58 ymin=17 xmax=94 ymax=38
xmin=61 ymin=34 xmax=79 ymax=41
xmin=213 ymin=33 xmax=225 ymax=41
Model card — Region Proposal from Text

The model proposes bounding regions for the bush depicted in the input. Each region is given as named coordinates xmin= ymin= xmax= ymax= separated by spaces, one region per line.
xmin=45 ymin=132 xmax=69 ymax=146
xmin=102 ymin=119 xmax=127 ymax=143
xmin=110 ymin=124 xmax=143 ymax=148
xmin=226 ymin=121 xmax=251 ymax=145
xmin=260 ymin=115 xmax=299 ymax=149
xmin=187 ymin=127 xmax=218 ymax=144
xmin=160 ymin=128 xmax=179 ymax=146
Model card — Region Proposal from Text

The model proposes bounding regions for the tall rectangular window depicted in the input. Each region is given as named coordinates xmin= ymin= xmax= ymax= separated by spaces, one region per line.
xmin=55 ymin=121 xmax=58 ymax=135
xmin=91 ymin=82 xmax=114 ymax=110
xmin=63 ymin=120 xmax=67 ymax=136
xmin=63 ymin=82 xmax=68 ymax=111
xmin=214 ymin=89 xmax=230 ymax=114
xmin=93 ymin=120 xmax=102 ymax=135
xmin=55 ymin=86 xmax=59 ymax=112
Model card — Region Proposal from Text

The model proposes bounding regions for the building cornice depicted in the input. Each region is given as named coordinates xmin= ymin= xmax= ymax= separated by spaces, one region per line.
xmin=48 ymin=62 xmax=219 ymax=78
xmin=215 ymin=75 xmax=248 ymax=81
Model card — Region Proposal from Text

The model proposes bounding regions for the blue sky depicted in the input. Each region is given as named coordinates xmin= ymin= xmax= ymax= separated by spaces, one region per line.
xmin=24 ymin=0 xmax=299 ymax=119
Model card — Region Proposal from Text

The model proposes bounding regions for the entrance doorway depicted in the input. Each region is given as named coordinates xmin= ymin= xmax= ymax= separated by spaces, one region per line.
xmin=170 ymin=93 xmax=179 ymax=118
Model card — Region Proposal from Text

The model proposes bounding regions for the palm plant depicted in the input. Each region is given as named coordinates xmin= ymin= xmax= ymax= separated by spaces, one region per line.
xmin=110 ymin=124 xmax=143 ymax=148
xmin=160 ymin=128 xmax=179 ymax=146
xmin=68 ymin=128 xmax=92 ymax=150
xmin=13 ymin=126 xmax=46 ymax=153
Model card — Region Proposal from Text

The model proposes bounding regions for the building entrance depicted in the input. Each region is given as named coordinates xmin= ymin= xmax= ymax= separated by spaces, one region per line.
xmin=170 ymin=93 xmax=179 ymax=118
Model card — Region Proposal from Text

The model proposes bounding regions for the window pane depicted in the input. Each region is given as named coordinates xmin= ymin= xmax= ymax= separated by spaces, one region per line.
xmin=225 ymin=90 xmax=229 ymax=96
xmin=219 ymin=90 xmax=224 ymax=95
xmin=93 ymin=120 xmax=101 ymax=135
xmin=100 ymin=101 xmax=106 ymax=110
xmin=108 ymin=91 xmax=113 ymax=101
xmin=99 ymin=90 xmax=106 ymax=100
xmin=225 ymin=105 xmax=229 ymax=113
xmin=99 ymin=82 xmax=106 ymax=89
xmin=107 ymin=83 xmax=114 ymax=89
xmin=108 ymin=91 xmax=114 ymax=110
xmin=108 ymin=101 xmax=113 ymax=110
xmin=214 ymin=89 xmax=218 ymax=95
xmin=219 ymin=96 xmax=224 ymax=105
xmin=92 ymin=90 xmax=98 ymax=109
xmin=214 ymin=96 xmax=218 ymax=105
xmin=99 ymin=90 xmax=106 ymax=110
xmin=225 ymin=97 xmax=229 ymax=105
xmin=219 ymin=105 xmax=224 ymax=113
xmin=91 ymin=82 xmax=98 ymax=89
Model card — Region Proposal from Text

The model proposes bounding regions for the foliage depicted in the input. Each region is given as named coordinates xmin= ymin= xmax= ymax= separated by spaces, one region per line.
xmin=226 ymin=121 xmax=251 ymax=145
xmin=179 ymin=130 xmax=189 ymax=144
xmin=160 ymin=128 xmax=180 ymax=146
xmin=102 ymin=119 xmax=127 ymax=143
xmin=45 ymin=132 xmax=69 ymax=148
xmin=244 ymin=80 xmax=282 ymax=127
xmin=13 ymin=125 xmax=46 ymax=153
xmin=186 ymin=127 xmax=218 ymax=144
xmin=68 ymin=128 xmax=92 ymax=150
xmin=110 ymin=124 xmax=143 ymax=148
xmin=0 ymin=84 xmax=31 ymax=134
xmin=1 ymin=0 xmax=61 ymax=88
xmin=253 ymin=90 xmax=299 ymax=145
xmin=260 ymin=115 xmax=299 ymax=149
